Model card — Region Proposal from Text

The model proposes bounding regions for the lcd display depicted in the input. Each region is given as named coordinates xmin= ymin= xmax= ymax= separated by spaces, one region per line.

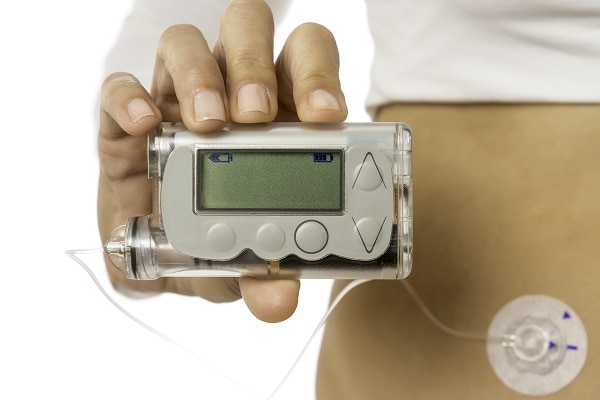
xmin=196 ymin=150 xmax=343 ymax=211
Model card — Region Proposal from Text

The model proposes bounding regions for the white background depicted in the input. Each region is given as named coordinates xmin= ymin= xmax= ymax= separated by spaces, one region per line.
xmin=0 ymin=1 xmax=373 ymax=399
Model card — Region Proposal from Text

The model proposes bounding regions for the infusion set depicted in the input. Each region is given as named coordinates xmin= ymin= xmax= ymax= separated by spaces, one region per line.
xmin=105 ymin=122 xmax=413 ymax=281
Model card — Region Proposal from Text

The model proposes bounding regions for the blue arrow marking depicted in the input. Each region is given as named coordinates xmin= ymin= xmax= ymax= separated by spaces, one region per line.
xmin=567 ymin=345 xmax=579 ymax=351
xmin=563 ymin=311 xmax=572 ymax=319
xmin=549 ymin=341 xmax=558 ymax=349
xmin=209 ymin=153 xmax=232 ymax=163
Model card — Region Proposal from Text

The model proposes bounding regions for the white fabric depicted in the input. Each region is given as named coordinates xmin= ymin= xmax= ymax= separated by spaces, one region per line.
xmin=105 ymin=0 xmax=600 ymax=115
xmin=366 ymin=0 xmax=600 ymax=113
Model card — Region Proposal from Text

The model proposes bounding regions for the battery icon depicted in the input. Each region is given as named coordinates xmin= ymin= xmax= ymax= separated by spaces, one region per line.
xmin=208 ymin=153 xmax=233 ymax=163
xmin=314 ymin=153 xmax=334 ymax=162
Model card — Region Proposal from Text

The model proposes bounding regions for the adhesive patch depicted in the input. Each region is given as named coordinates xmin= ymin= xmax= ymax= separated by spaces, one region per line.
xmin=486 ymin=295 xmax=587 ymax=396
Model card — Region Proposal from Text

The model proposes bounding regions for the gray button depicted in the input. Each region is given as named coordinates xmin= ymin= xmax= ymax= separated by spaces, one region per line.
xmin=206 ymin=223 xmax=236 ymax=252
xmin=295 ymin=220 xmax=328 ymax=254
xmin=353 ymin=217 xmax=383 ymax=253
xmin=256 ymin=223 xmax=286 ymax=252
xmin=353 ymin=154 xmax=383 ymax=191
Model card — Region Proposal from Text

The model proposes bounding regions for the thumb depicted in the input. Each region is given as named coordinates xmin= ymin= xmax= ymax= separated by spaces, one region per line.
xmin=239 ymin=277 xmax=301 ymax=323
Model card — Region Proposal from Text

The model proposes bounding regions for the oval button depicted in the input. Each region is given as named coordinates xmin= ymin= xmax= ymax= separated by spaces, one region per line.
xmin=206 ymin=223 xmax=236 ymax=252
xmin=295 ymin=220 xmax=328 ymax=254
xmin=256 ymin=223 xmax=286 ymax=253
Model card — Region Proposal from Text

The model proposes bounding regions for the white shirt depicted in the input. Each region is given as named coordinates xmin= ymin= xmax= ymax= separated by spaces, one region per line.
xmin=105 ymin=0 xmax=600 ymax=117
xmin=366 ymin=0 xmax=600 ymax=113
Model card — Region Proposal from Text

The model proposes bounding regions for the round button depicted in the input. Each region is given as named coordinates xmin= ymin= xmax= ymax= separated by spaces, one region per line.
xmin=206 ymin=223 xmax=236 ymax=252
xmin=256 ymin=223 xmax=286 ymax=253
xmin=354 ymin=156 xmax=383 ymax=191
xmin=295 ymin=220 xmax=328 ymax=254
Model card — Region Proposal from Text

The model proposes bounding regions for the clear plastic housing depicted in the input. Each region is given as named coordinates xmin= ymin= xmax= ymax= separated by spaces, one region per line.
xmin=105 ymin=122 xmax=413 ymax=280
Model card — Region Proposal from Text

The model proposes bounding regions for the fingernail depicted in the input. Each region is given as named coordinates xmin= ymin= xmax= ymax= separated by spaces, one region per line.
xmin=127 ymin=98 xmax=155 ymax=123
xmin=237 ymin=84 xmax=270 ymax=114
xmin=194 ymin=91 xmax=226 ymax=122
xmin=308 ymin=89 xmax=342 ymax=112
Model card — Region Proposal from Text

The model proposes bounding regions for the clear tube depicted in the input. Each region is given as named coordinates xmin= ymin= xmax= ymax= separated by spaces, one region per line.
xmin=69 ymin=245 xmax=587 ymax=398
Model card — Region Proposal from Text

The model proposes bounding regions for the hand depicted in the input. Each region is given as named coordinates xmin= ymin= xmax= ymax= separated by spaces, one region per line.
xmin=97 ymin=0 xmax=347 ymax=322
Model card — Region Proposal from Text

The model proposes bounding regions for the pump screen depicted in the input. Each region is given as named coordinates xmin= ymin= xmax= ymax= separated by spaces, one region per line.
xmin=196 ymin=150 xmax=343 ymax=211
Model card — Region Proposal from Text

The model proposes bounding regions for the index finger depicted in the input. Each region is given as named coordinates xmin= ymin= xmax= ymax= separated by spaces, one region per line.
xmin=152 ymin=24 xmax=228 ymax=133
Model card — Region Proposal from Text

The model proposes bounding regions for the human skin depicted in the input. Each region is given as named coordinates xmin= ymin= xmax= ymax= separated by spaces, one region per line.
xmin=97 ymin=0 xmax=347 ymax=323
xmin=317 ymin=103 xmax=600 ymax=399
xmin=98 ymin=0 xmax=600 ymax=397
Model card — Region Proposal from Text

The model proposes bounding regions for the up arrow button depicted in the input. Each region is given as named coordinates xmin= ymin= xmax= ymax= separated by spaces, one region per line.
xmin=352 ymin=152 xmax=386 ymax=191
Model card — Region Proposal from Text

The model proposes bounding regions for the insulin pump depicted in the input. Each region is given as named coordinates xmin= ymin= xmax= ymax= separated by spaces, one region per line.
xmin=105 ymin=122 xmax=413 ymax=280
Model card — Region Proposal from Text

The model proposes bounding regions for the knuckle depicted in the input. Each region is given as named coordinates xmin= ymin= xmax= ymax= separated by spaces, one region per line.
xmin=159 ymin=23 xmax=201 ymax=44
xmin=101 ymin=72 xmax=139 ymax=95
xmin=293 ymin=22 xmax=336 ymax=44
xmin=220 ymin=0 xmax=274 ymax=42
xmin=157 ymin=24 xmax=213 ymax=75
xmin=100 ymin=73 xmax=142 ymax=109
xmin=282 ymin=23 xmax=340 ymax=78
xmin=230 ymin=49 xmax=273 ymax=74
xmin=227 ymin=48 xmax=275 ymax=79
xmin=225 ymin=0 xmax=272 ymax=20
xmin=98 ymin=141 xmax=147 ymax=181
